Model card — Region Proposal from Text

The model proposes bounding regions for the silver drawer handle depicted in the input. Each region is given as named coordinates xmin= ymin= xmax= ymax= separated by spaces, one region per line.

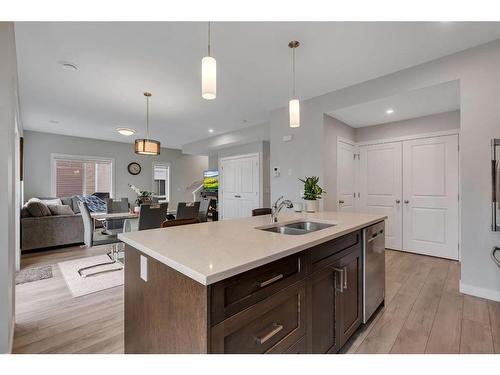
xmin=333 ymin=267 xmax=344 ymax=293
xmin=258 ymin=274 xmax=283 ymax=288
xmin=255 ymin=323 xmax=283 ymax=345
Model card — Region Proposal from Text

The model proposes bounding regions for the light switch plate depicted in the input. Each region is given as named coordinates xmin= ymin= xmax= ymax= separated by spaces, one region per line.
xmin=140 ymin=255 xmax=148 ymax=282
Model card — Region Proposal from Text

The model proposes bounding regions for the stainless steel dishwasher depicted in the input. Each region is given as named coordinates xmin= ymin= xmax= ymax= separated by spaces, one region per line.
xmin=362 ymin=221 xmax=385 ymax=323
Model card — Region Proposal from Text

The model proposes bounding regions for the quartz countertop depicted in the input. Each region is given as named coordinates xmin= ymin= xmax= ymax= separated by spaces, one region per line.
xmin=118 ymin=211 xmax=386 ymax=285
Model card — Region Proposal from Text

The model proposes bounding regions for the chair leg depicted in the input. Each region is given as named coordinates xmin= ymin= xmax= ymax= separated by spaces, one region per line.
xmin=78 ymin=243 xmax=123 ymax=278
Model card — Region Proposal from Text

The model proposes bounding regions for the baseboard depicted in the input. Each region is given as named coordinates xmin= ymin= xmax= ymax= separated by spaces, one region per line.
xmin=459 ymin=281 xmax=500 ymax=302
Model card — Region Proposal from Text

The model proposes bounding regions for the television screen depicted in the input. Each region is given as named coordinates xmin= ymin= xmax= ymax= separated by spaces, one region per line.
xmin=203 ymin=170 xmax=219 ymax=191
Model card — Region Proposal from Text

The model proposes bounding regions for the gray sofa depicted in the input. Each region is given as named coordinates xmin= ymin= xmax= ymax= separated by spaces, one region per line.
xmin=21 ymin=196 xmax=86 ymax=251
xmin=21 ymin=213 xmax=84 ymax=251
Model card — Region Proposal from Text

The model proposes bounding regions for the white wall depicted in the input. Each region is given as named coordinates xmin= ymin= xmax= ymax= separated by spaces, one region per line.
xmin=210 ymin=141 xmax=271 ymax=208
xmin=355 ymin=110 xmax=460 ymax=143
xmin=23 ymin=131 xmax=208 ymax=208
xmin=323 ymin=114 xmax=355 ymax=211
xmin=270 ymin=39 xmax=500 ymax=301
xmin=0 ymin=22 xmax=19 ymax=353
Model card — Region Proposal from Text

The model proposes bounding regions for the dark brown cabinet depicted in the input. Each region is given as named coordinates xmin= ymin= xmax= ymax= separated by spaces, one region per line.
xmin=333 ymin=246 xmax=362 ymax=348
xmin=125 ymin=226 xmax=375 ymax=354
xmin=307 ymin=238 xmax=362 ymax=353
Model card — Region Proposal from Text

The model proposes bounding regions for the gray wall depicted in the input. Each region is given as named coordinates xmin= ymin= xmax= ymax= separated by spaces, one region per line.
xmin=209 ymin=141 xmax=271 ymax=208
xmin=355 ymin=110 xmax=460 ymax=143
xmin=323 ymin=114 xmax=355 ymax=210
xmin=0 ymin=22 xmax=18 ymax=353
xmin=270 ymin=39 xmax=500 ymax=301
xmin=23 ymin=131 xmax=208 ymax=208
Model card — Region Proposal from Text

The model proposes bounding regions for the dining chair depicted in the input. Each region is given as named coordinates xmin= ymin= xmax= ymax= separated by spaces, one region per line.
xmin=252 ymin=208 xmax=272 ymax=216
xmin=77 ymin=201 xmax=123 ymax=277
xmin=176 ymin=201 xmax=201 ymax=220
xmin=138 ymin=203 xmax=169 ymax=231
xmin=161 ymin=217 xmax=200 ymax=228
xmin=198 ymin=198 xmax=211 ymax=222
xmin=104 ymin=198 xmax=129 ymax=233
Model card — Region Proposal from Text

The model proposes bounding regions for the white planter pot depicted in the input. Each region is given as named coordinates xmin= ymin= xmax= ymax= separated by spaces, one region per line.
xmin=305 ymin=200 xmax=319 ymax=213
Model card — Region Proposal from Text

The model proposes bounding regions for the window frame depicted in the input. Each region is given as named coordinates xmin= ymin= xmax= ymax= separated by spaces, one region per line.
xmin=152 ymin=161 xmax=170 ymax=202
xmin=50 ymin=153 xmax=115 ymax=198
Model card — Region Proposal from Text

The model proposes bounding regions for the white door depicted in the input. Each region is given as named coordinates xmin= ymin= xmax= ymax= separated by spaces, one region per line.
xmin=402 ymin=135 xmax=459 ymax=260
xmin=337 ymin=140 xmax=356 ymax=212
xmin=221 ymin=154 xmax=260 ymax=220
xmin=359 ymin=142 xmax=403 ymax=250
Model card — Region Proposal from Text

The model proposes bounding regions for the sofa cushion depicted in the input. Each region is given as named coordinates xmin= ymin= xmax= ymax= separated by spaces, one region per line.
xmin=48 ymin=204 xmax=74 ymax=216
xmin=71 ymin=197 xmax=81 ymax=213
xmin=26 ymin=201 xmax=52 ymax=217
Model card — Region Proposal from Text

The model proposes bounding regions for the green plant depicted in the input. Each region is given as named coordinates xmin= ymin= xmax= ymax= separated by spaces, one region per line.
xmin=299 ymin=176 xmax=325 ymax=200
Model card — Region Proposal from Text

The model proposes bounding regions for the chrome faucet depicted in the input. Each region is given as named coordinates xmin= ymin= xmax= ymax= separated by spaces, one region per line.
xmin=271 ymin=196 xmax=293 ymax=223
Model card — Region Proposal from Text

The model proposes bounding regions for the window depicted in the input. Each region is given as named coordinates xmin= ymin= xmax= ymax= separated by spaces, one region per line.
xmin=51 ymin=154 xmax=114 ymax=198
xmin=152 ymin=162 xmax=169 ymax=201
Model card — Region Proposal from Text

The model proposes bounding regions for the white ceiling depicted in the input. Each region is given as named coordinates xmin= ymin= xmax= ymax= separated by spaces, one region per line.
xmin=15 ymin=22 xmax=500 ymax=149
xmin=328 ymin=80 xmax=460 ymax=127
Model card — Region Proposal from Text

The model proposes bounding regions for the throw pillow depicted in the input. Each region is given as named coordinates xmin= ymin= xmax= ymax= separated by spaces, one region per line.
xmin=20 ymin=206 xmax=31 ymax=218
xmin=26 ymin=201 xmax=52 ymax=217
xmin=41 ymin=198 xmax=62 ymax=206
xmin=48 ymin=204 xmax=74 ymax=216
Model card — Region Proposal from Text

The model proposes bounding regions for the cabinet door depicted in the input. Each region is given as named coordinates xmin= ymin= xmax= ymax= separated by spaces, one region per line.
xmin=334 ymin=246 xmax=362 ymax=347
xmin=307 ymin=266 xmax=340 ymax=353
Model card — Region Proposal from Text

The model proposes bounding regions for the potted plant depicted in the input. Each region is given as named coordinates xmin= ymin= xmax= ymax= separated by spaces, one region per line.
xmin=299 ymin=176 xmax=325 ymax=212
xmin=128 ymin=184 xmax=154 ymax=211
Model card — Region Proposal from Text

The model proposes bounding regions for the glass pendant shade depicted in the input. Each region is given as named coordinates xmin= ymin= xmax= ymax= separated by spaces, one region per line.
xmin=202 ymin=56 xmax=217 ymax=100
xmin=134 ymin=139 xmax=160 ymax=155
xmin=289 ymin=99 xmax=300 ymax=128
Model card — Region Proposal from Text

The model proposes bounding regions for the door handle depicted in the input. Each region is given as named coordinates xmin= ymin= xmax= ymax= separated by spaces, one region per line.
xmin=338 ymin=200 xmax=345 ymax=204
xmin=395 ymin=199 xmax=401 ymax=204
xmin=404 ymin=200 xmax=410 ymax=204
xmin=234 ymin=195 xmax=241 ymax=198
xmin=333 ymin=267 xmax=344 ymax=293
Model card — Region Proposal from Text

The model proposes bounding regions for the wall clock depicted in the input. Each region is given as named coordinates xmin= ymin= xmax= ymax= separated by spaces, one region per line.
xmin=128 ymin=162 xmax=142 ymax=175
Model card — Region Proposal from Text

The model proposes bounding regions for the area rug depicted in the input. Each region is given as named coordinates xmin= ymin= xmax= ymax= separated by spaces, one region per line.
xmin=16 ymin=265 xmax=53 ymax=285
xmin=58 ymin=255 xmax=124 ymax=297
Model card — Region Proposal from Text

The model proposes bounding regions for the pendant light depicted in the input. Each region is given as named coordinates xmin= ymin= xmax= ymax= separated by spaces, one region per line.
xmin=134 ymin=92 xmax=161 ymax=156
xmin=202 ymin=22 xmax=216 ymax=100
xmin=288 ymin=40 xmax=300 ymax=128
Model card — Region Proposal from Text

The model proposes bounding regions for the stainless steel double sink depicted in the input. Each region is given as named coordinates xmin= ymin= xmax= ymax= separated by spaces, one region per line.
xmin=258 ymin=221 xmax=336 ymax=235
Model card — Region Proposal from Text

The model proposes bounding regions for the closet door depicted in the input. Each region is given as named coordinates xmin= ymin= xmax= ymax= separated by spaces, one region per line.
xmin=359 ymin=142 xmax=403 ymax=250
xmin=221 ymin=154 xmax=260 ymax=220
xmin=402 ymin=135 xmax=459 ymax=260
xmin=337 ymin=140 xmax=356 ymax=212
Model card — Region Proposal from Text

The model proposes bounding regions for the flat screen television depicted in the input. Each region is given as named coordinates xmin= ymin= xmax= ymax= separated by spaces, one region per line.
xmin=203 ymin=170 xmax=219 ymax=192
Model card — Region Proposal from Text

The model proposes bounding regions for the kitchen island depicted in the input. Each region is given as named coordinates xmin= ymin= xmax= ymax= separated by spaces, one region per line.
xmin=118 ymin=211 xmax=386 ymax=354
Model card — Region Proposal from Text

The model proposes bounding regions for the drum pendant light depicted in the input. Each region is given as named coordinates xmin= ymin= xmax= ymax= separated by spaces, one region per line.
xmin=202 ymin=22 xmax=216 ymax=100
xmin=288 ymin=40 xmax=300 ymax=128
xmin=134 ymin=92 xmax=160 ymax=156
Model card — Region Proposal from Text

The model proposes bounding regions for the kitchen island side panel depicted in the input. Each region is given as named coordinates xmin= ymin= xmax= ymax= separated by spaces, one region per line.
xmin=124 ymin=245 xmax=209 ymax=354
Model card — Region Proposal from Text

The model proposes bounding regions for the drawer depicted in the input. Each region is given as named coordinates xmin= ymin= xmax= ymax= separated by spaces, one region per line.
xmin=283 ymin=336 xmax=307 ymax=354
xmin=210 ymin=281 xmax=306 ymax=354
xmin=210 ymin=253 xmax=306 ymax=325
xmin=309 ymin=231 xmax=360 ymax=272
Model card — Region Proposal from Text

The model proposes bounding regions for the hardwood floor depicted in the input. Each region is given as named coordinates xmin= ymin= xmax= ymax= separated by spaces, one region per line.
xmin=14 ymin=246 xmax=500 ymax=354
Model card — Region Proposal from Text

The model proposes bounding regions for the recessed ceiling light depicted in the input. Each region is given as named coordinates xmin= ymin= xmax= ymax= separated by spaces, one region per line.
xmin=208 ymin=129 xmax=214 ymax=133
xmin=59 ymin=61 xmax=78 ymax=71
xmin=386 ymin=109 xmax=394 ymax=114
xmin=116 ymin=127 xmax=136 ymax=136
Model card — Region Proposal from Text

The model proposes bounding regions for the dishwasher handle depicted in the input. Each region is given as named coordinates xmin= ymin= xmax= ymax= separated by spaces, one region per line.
xmin=367 ymin=229 xmax=384 ymax=243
